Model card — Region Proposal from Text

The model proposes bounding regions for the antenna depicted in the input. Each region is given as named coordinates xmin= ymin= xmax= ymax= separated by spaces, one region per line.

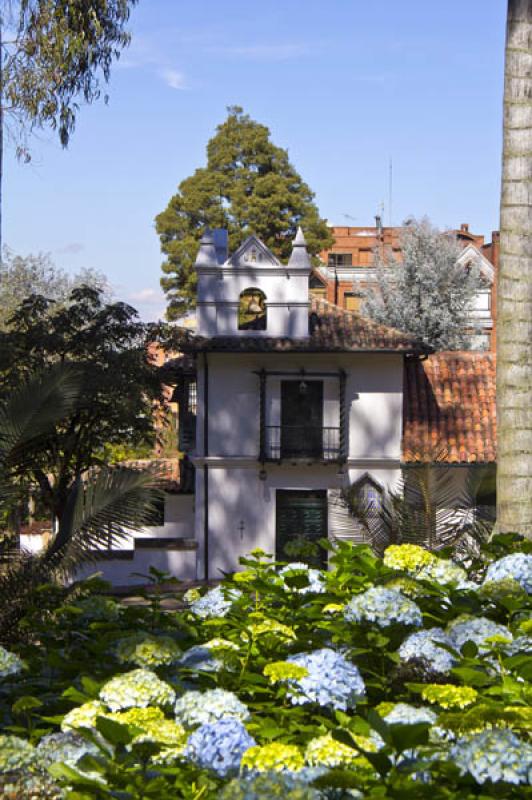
xmin=388 ymin=158 xmax=393 ymax=227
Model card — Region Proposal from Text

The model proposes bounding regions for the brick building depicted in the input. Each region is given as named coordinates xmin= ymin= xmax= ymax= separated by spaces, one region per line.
xmin=314 ymin=220 xmax=499 ymax=351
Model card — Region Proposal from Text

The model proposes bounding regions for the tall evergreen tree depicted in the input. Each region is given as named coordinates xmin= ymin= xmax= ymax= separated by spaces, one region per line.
xmin=156 ymin=106 xmax=333 ymax=318
xmin=361 ymin=217 xmax=485 ymax=351
xmin=496 ymin=0 xmax=532 ymax=537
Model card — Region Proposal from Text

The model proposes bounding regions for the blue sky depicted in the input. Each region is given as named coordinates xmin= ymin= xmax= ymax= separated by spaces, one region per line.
xmin=5 ymin=0 xmax=506 ymax=321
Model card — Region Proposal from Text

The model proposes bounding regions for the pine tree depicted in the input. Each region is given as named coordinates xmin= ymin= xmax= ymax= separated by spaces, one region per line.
xmin=156 ymin=106 xmax=333 ymax=318
xmin=361 ymin=217 xmax=485 ymax=351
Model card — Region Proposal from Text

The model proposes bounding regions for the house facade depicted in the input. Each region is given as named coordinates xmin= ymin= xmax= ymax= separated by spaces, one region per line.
xmin=316 ymin=221 xmax=499 ymax=351
xmin=77 ymin=228 xmax=497 ymax=586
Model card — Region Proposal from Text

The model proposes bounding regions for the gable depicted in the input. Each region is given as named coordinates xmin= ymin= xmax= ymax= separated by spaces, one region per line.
xmin=456 ymin=244 xmax=494 ymax=283
xmin=227 ymin=235 xmax=281 ymax=268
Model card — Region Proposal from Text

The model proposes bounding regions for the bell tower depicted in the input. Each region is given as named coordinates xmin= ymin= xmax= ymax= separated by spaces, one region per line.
xmin=195 ymin=227 xmax=311 ymax=338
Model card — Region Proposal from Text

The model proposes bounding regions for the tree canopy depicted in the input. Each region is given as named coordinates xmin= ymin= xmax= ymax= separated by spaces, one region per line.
xmin=0 ymin=286 xmax=161 ymax=522
xmin=361 ymin=217 xmax=486 ymax=351
xmin=156 ymin=106 xmax=333 ymax=318
xmin=0 ymin=248 xmax=110 ymax=329
xmin=3 ymin=0 xmax=138 ymax=150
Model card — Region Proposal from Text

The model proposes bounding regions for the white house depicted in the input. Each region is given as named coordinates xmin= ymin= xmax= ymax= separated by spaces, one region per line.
xmin=81 ymin=228 xmax=496 ymax=586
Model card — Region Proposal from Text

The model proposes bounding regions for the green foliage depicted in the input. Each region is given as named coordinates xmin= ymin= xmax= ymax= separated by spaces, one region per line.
xmin=155 ymin=106 xmax=333 ymax=318
xmin=3 ymin=0 xmax=138 ymax=152
xmin=362 ymin=217 xmax=486 ymax=350
xmin=0 ymin=537 xmax=530 ymax=798
xmin=0 ymin=286 xmax=162 ymax=522
xmin=0 ymin=365 xmax=165 ymax=641
xmin=0 ymin=248 xmax=110 ymax=331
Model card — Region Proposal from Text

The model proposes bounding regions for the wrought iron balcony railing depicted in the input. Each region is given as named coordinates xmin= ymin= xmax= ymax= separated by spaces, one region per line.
xmin=264 ymin=425 xmax=341 ymax=462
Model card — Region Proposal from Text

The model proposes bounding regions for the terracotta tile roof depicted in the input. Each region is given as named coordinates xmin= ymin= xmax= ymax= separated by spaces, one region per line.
xmin=403 ymin=352 xmax=496 ymax=464
xmin=176 ymin=297 xmax=430 ymax=355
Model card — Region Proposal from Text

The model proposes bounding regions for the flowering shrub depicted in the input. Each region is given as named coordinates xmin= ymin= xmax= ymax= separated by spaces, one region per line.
xmin=0 ymin=645 xmax=23 ymax=679
xmin=285 ymin=648 xmax=365 ymax=709
xmin=344 ymin=585 xmax=423 ymax=627
xmin=174 ymin=688 xmax=250 ymax=727
xmin=241 ymin=742 xmax=305 ymax=773
xmin=0 ymin=534 xmax=530 ymax=798
xmin=398 ymin=627 xmax=456 ymax=673
xmin=484 ymin=552 xmax=532 ymax=593
xmin=115 ymin=631 xmax=181 ymax=667
xmin=99 ymin=668 xmax=176 ymax=711
xmin=184 ymin=718 xmax=256 ymax=776
xmin=451 ymin=729 xmax=532 ymax=784
xmin=189 ymin=585 xmax=241 ymax=618
xmin=446 ymin=615 xmax=512 ymax=653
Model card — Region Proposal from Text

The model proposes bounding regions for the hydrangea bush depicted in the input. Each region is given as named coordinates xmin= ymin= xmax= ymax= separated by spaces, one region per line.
xmin=0 ymin=534 xmax=531 ymax=798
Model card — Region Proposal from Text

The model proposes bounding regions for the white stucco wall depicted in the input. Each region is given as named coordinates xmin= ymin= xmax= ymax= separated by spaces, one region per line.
xmin=197 ymin=352 xmax=404 ymax=461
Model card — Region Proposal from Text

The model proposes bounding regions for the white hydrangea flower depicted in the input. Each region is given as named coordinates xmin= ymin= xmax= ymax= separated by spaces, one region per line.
xmin=0 ymin=735 xmax=38 ymax=773
xmin=0 ymin=645 xmax=23 ymax=679
xmin=189 ymin=585 xmax=242 ymax=619
xmin=398 ymin=627 xmax=456 ymax=674
xmin=447 ymin=616 xmax=512 ymax=654
xmin=277 ymin=563 xmax=325 ymax=594
xmin=383 ymin=703 xmax=437 ymax=726
xmin=451 ymin=728 xmax=532 ymax=785
xmin=99 ymin=668 xmax=176 ymax=712
xmin=174 ymin=689 xmax=250 ymax=728
xmin=61 ymin=700 xmax=107 ymax=731
xmin=345 ymin=586 xmax=422 ymax=628
xmin=484 ymin=553 xmax=532 ymax=594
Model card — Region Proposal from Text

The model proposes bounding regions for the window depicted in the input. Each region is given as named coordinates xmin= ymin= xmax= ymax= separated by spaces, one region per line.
xmin=276 ymin=490 xmax=327 ymax=568
xmin=344 ymin=293 xmax=361 ymax=312
xmin=280 ymin=380 xmax=324 ymax=459
xmin=328 ymin=253 xmax=353 ymax=268
xmin=238 ymin=288 xmax=267 ymax=330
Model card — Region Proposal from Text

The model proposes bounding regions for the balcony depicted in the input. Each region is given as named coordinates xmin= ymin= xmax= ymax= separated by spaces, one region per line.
xmin=264 ymin=425 xmax=341 ymax=462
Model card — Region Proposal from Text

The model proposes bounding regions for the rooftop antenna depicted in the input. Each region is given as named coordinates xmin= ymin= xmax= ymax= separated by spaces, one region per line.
xmin=388 ymin=158 xmax=393 ymax=227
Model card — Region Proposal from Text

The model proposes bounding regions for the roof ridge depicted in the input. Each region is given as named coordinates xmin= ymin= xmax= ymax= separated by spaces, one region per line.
xmin=310 ymin=295 xmax=430 ymax=350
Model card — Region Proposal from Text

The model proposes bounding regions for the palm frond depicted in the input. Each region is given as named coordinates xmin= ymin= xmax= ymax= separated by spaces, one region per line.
xmin=0 ymin=364 xmax=82 ymax=501
xmin=341 ymin=462 xmax=493 ymax=556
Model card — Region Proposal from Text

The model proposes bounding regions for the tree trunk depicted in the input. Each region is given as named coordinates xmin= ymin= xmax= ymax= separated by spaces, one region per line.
xmin=496 ymin=0 xmax=532 ymax=536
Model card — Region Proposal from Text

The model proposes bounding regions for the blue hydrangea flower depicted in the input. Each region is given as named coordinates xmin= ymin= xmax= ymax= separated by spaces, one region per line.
xmin=398 ymin=627 xmax=456 ymax=674
xmin=277 ymin=563 xmax=325 ymax=594
xmin=178 ymin=644 xmax=222 ymax=673
xmin=502 ymin=635 xmax=532 ymax=657
xmin=484 ymin=553 xmax=532 ymax=594
xmin=285 ymin=648 xmax=365 ymax=710
xmin=189 ymin=586 xmax=242 ymax=619
xmin=451 ymin=728 xmax=532 ymax=785
xmin=184 ymin=718 xmax=256 ymax=777
xmin=174 ymin=689 xmax=250 ymax=728
xmin=345 ymin=586 xmax=422 ymax=628
xmin=447 ymin=616 xmax=512 ymax=654
xmin=0 ymin=645 xmax=24 ymax=680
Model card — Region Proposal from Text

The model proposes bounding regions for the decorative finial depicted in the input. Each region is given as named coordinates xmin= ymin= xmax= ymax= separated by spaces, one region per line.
xmin=288 ymin=226 xmax=311 ymax=269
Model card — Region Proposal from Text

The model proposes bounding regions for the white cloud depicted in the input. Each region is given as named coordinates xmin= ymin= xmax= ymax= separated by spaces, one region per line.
xmin=128 ymin=287 xmax=162 ymax=302
xmin=160 ymin=68 xmax=187 ymax=90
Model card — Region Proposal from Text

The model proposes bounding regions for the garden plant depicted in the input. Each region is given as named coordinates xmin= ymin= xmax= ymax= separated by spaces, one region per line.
xmin=0 ymin=534 xmax=531 ymax=799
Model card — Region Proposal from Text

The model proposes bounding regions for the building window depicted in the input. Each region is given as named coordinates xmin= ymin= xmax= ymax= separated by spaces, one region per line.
xmin=344 ymin=293 xmax=361 ymax=312
xmin=238 ymin=288 xmax=267 ymax=330
xmin=188 ymin=380 xmax=197 ymax=415
xmin=276 ymin=489 xmax=327 ymax=568
xmin=328 ymin=253 xmax=353 ymax=268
